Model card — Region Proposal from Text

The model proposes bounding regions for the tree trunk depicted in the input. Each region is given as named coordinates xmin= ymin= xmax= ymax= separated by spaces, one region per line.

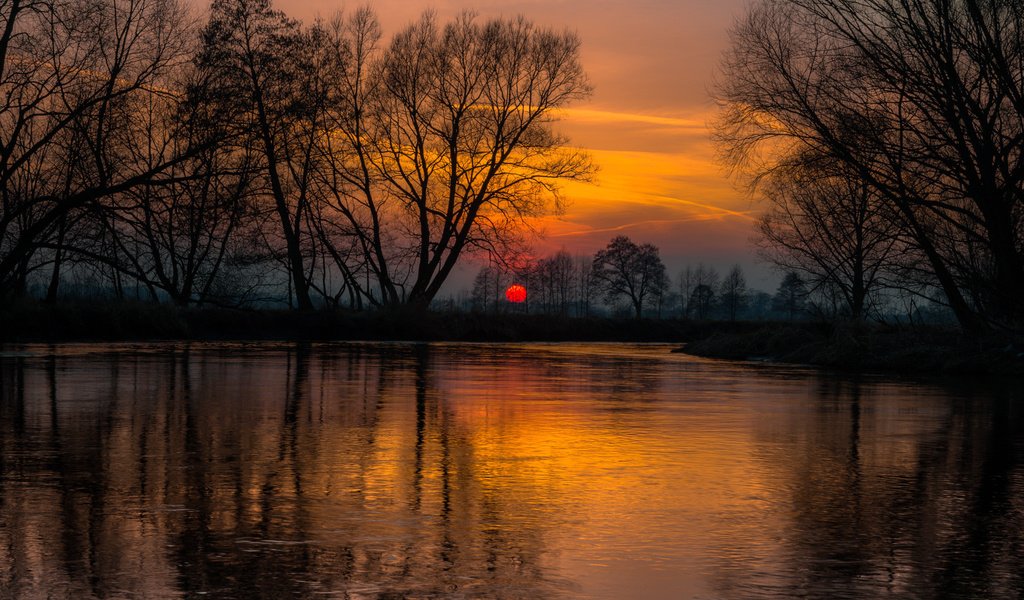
xmin=899 ymin=204 xmax=985 ymax=333
xmin=981 ymin=200 xmax=1024 ymax=329
xmin=44 ymin=217 xmax=68 ymax=303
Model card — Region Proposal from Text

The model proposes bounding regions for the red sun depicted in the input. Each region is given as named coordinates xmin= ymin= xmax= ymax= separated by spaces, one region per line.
xmin=505 ymin=284 xmax=527 ymax=303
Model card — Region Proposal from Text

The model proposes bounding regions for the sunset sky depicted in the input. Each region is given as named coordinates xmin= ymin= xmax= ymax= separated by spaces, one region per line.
xmin=273 ymin=0 xmax=767 ymax=287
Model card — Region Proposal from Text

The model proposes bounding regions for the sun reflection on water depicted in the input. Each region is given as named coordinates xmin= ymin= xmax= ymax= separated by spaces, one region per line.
xmin=0 ymin=342 xmax=1021 ymax=599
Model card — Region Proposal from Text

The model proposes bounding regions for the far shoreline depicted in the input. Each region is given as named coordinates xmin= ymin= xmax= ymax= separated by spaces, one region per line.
xmin=2 ymin=301 xmax=1021 ymax=376
xmin=0 ymin=300 xmax=716 ymax=344
xmin=677 ymin=322 xmax=1024 ymax=376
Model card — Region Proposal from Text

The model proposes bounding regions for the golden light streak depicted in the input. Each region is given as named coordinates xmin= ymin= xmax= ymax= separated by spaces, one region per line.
xmin=529 ymin=137 xmax=754 ymax=255
xmin=559 ymin=107 xmax=706 ymax=130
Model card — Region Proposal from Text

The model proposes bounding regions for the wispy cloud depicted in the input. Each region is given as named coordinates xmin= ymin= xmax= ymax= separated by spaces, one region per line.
xmin=549 ymin=214 xmax=736 ymax=237
xmin=560 ymin=108 xmax=706 ymax=129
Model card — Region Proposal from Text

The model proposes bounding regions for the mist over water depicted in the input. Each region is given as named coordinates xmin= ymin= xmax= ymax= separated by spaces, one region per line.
xmin=0 ymin=342 xmax=1021 ymax=599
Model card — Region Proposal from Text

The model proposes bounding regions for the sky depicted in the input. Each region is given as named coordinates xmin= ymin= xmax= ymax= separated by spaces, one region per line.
xmin=273 ymin=0 xmax=771 ymax=288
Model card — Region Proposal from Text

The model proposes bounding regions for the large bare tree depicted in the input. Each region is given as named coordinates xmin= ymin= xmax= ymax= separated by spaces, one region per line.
xmin=197 ymin=0 xmax=329 ymax=309
xmin=716 ymin=0 xmax=1024 ymax=332
xmin=0 ymin=0 xmax=195 ymax=297
xmin=592 ymin=235 xmax=668 ymax=319
xmin=2 ymin=1 xmax=592 ymax=309
xmin=317 ymin=10 xmax=593 ymax=308
xmin=756 ymin=162 xmax=904 ymax=321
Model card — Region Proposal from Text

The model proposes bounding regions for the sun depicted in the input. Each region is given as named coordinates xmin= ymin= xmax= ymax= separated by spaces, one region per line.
xmin=505 ymin=284 xmax=527 ymax=303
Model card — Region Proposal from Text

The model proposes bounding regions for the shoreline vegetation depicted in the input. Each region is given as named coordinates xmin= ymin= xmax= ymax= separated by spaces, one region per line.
xmin=2 ymin=301 xmax=1021 ymax=375
xmin=678 ymin=323 xmax=1024 ymax=376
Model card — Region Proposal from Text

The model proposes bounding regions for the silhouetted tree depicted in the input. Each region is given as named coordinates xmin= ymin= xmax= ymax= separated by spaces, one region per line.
xmin=471 ymin=264 xmax=511 ymax=313
xmin=0 ymin=0 xmax=196 ymax=298
xmin=678 ymin=267 xmax=696 ymax=318
xmin=592 ymin=236 xmax=668 ymax=318
xmin=99 ymin=91 xmax=265 ymax=307
xmin=756 ymin=162 xmax=902 ymax=321
xmin=197 ymin=0 xmax=326 ymax=309
xmin=748 ymin=290 xmax=772 ymax=320
xmin=679 ymin=263 xmax=719 ymax=319
xmin=773 ymin=272 xmax=807 ymax=320
xmin=1 ymin=1 xmax=593 ymax=309
xmin=719 ymin=264 xmax=748 ymax=321
xmin=717 ymin=0 xmax=1024 ymax=332
xmin=577 ymin=255 xmax=596 ymax=317
xmin=689 ymin=284 xmax=715 ymax=320
xmin=317 ymin=10 xmax=594 ymax=309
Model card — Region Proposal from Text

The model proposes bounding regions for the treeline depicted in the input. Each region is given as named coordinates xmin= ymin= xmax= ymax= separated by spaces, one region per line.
xmin=0 ymin=0 xmax=591 ymax=309
xmin=717 ymin=0 xmax=1024 ymax=334
xmin=461 ymin=234 xmax=890 ymax=322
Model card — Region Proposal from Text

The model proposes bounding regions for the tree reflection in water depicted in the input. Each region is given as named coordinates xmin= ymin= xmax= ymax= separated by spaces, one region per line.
xmin=0 ymin=343 xmax=1021 ymax=599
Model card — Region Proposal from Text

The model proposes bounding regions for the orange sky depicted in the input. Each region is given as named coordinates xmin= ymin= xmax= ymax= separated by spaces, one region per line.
xmin=270 ymin=0 xmax=769 ymax=286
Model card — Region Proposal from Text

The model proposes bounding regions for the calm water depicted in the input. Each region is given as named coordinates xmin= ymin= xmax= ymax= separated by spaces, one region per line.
xmin=0 ymin=342 xmax=1022 ymax=599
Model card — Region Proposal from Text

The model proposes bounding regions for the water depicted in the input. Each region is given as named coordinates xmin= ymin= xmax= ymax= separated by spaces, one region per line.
xmin=0 ymin=342 xmax=1021 ymax=599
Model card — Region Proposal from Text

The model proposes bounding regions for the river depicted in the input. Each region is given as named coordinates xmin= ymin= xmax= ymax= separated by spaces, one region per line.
xmin=0 ymin=342 xmax=1021 ymax=598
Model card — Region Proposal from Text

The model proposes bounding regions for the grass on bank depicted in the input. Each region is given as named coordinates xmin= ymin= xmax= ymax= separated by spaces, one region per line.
xmin=0 ymin=299 xmax=731 ymax=343
xmin=2 ymin=300 xmax=1020 ymax=374
xmin=679 ymin=321 xmax=1024 ymax=375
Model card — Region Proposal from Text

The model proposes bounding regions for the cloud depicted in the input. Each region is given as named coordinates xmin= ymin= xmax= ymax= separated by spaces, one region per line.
xmin=559 ymin=108 xmax=706 ymax=129
xmin=531 ymin=136 xmax=755 ymax=257
xmin=548 ymin=214 xmax=733 ymax=237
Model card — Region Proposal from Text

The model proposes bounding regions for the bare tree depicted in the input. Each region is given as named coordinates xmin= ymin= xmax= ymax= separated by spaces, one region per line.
xmin=680 ymin=263 xmax=719 ymax=319
xmin=716 ymin=0 xmax=1024 ymax=332
xmin=524 ymin=249 xmax=576 ymax=315
xmin=773 ymin=271 xmax=807 ymax=320
xmin=576 ymin=254 xmax=595 ymax=317
xmin=118 ymin=136 xmax=261 ymax=306
xmin=0 ymin=0 xmax=196 ymax=297
xmin=689 ymin=284 xmax=715 ymax=320
xmin=547 ymin=250 xmax=576 ymax=316
xmin=756 ymin=162 xmax=903 ymax=321
xmin=678 ymin=267 xmax=696 ymax=318
xmin=470 ymin=262 xmax=512 ymax=313
xmin=719 ymin=264 xmax=747 ymax=321
xmin=197 ymin=0 xmax=328 ymax=309
xmin=2 ymin=1 xmax=593 ymax=310
xmin=318 ymin=10 xmax=593 ymax=309
xmin=592 ymin=235 xmax=668 ymax=319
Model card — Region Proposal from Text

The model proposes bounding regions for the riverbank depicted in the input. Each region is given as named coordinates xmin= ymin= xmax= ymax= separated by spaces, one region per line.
xmin=677 ymin=322 xmax=1024 ymax=375
xmin=0 ymin=300 xmax=732 ymax=343
xmin=4 ymin=302 xmax=1020 ymax=374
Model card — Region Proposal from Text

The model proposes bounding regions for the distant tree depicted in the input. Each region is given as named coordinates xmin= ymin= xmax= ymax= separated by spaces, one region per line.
xmin=756 ymin=163 xmax=901 ymax=321
xmin=689 ymin=284 xmax=715 ymax=320
xmin=772 ymin=272 xmax=807 ymax=320
xmin=679 ymin=263 xmax=719 ymax=319
xmin=547 ymin=250 xmax=577 ymax=316
xmin=719 ymin=264 xmax=748 ymax=321
xmin=748 ymin=290 xmax=773 ymax=320
xmin=678 ymin=267 xmax=695 ymax=318
xmin=592 ymin=236 xmax=668 ymax=318
xmin=471 ymin=264 xmax=511 ymax=313
xmin=656 ymin=290 xmax=676 ymax=320
xmin=577 ymin=255 xmax=597 ymax=317
xmin=524 ymin=250 xmax=577 ymax=316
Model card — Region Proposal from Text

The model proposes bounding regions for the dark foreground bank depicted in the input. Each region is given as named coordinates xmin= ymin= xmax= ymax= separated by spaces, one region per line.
xmin=3 ymin=302 xmax=1021 ymax=374
xmin=678 ymin=322 xmax=1024 ymax=375
xmin=0 ymin=301 xmax=731 ymax=343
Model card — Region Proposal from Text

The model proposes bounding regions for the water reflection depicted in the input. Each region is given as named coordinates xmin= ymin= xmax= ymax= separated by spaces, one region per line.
xmin=0 ymin=342 xmax=1021 ymax=599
